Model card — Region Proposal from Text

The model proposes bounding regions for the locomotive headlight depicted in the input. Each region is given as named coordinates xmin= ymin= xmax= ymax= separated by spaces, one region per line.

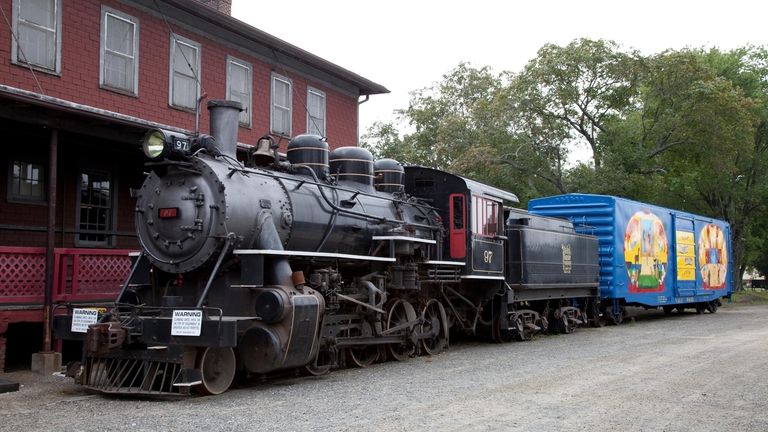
xmin=141 ymin=129 xmax=194 ymax=160
xmin=143 ymin=130 xmax=167 ymax=159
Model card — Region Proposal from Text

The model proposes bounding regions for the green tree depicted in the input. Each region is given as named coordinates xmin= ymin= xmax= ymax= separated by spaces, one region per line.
xmin=362 ymin=42 xmax=768 ymax=287
xmin=601 ymin=47 xmax=768 ymax=288
xmin=511 ymin=38 xmax=641 ymax=170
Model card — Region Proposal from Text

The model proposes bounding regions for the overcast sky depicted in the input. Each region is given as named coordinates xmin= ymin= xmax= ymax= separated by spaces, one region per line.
xmin=232 ymin=0 xmax=768 ymax=141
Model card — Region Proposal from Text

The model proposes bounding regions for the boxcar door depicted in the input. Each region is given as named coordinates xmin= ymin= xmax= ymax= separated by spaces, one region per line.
xmin=673 ymin=215 xmax=696 ymax=297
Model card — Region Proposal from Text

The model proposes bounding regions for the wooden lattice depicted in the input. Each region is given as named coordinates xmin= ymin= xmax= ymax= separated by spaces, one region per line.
xmin=0 ymin=249 xmax=46 ymax=299
xmin=74 ymin=254 xmax=131 ymax=294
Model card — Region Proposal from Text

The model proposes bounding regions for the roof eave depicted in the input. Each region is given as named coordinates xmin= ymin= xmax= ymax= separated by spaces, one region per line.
xmin=160 ymin=0 xmax=389 ymax=96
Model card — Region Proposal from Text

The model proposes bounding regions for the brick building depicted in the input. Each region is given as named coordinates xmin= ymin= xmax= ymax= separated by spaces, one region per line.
xmin=0 ymin=0 xmax=387 ymax=371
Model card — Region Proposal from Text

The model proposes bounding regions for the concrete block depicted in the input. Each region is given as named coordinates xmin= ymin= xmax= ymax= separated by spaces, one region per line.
xmin=31 ymin=352 xmax=62 ymax=375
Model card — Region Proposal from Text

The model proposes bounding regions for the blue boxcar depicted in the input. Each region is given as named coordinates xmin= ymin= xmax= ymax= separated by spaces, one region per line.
xmin=528 ymin=194 xmax=732 ymax=322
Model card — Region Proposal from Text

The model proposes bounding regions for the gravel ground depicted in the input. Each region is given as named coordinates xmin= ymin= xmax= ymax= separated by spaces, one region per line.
xmin=1 ymin=304 xmax=767 ymax=432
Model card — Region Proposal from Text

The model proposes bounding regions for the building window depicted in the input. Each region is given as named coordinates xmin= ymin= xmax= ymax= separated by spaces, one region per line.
xmin=226 ymin=56 xmax=252 ymax=127
xmin=472 ymin=196 xmax=500 ymax=237
xmin=77 ymin=170 xmax=114 ymax=246
xmin=8 ymin=160 xmax=45 ymax=202
xmin=271 ymin=74 xmax=292 ymax=136
xmin=307 ymin=87 xmax=326 ymax=136
xmin=169 ymin=34 xmax=201 ymax=110
xmin=11 ymin=0 xmax=62 ymax=73
xmin=100 ymin=7 xmax=139 ymax=95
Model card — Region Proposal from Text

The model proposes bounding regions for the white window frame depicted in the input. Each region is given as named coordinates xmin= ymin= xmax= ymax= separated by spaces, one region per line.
xmin=471 ymin=195 xmax=500 ymax=237
xmin=271 ymin=73 xmax=292 ymax=136
xmin=168 ymin=33 xmax=201 ymax=110
xmin=226 ymin=56 xmax=252 ymax=127
xmin=11 ymin=0 xmax=62 ymax=74
xmin=307 ymin=87 xmax=326 ymax=136
xmin=99 ymin=6 xmax=140 ymax=96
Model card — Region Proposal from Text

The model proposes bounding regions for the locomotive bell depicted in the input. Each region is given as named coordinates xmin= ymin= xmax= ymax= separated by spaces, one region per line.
xmin=251 ymin=135 xmax=276 ymax=166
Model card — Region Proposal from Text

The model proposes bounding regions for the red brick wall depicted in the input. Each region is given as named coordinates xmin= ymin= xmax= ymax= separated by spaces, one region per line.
xmin=0 ymin=0 xmax=359 ymax=150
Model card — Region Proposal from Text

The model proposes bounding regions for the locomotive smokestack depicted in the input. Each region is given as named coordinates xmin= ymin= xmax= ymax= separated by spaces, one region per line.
xmin=207 ymin=100 xmax=242 ymax=159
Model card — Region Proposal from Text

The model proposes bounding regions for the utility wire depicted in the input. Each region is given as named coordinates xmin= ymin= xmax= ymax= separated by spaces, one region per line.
xmin=0 ymin=3 xmax=46 ymax=95
xmin=270 ymin=48 xmax=325 ymax=140
xmin=156 ymin=1 xmax=322 ymax=142
xmin=152 ymin=0 xmax=206 ymax=107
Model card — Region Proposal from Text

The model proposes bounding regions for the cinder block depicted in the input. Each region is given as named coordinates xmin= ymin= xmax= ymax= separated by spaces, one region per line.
xmin=31 ymin=352 xmax=62 ymax=375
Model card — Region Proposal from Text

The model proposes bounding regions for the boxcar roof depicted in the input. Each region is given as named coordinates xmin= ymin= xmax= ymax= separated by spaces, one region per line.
xmin=529 ymin=193 xmax=728 ymax=225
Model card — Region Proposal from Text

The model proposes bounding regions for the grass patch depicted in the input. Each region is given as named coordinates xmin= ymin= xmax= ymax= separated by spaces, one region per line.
xmin=726 ymin=289 xmax=768 ymax=306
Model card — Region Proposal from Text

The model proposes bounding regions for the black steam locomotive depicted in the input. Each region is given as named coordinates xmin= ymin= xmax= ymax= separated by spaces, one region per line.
xmin=55 ymin=100 xmax=599 ymax=395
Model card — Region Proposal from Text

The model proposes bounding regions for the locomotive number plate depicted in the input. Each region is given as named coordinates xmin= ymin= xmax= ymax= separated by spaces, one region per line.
xmin=159 ymin=207 xmax=179 ymax=219
xmin=173 ymin=138 xmax=191 ymax=153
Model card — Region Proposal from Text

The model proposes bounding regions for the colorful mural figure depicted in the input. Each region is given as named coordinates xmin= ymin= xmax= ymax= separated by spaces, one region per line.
xmin=699 ymin=224 xmax=728 ymax=289
xmin=624 ymin=211 xmax=668 ymax=292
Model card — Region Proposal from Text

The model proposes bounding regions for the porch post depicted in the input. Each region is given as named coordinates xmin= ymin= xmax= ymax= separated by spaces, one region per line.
xmin=43 ymin=127 xmax=58 ymax=353
xmin=32 ymin=127 xmax=61 ymax=374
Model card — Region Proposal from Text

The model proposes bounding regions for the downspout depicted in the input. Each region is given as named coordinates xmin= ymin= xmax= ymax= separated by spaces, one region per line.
xmin=43 ymin=128 xmax=58 ymax=353
xmin=356 ymin=94 xmax=370 ymax=146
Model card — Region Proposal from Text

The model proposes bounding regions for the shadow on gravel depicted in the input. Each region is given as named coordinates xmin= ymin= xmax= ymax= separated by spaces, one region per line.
xmin=624 ymin=306 xmax=722 ymax=324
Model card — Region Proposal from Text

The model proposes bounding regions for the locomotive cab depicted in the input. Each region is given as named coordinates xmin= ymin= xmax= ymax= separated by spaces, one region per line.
xmin=403 ymin=167 xmax=518 ymax=293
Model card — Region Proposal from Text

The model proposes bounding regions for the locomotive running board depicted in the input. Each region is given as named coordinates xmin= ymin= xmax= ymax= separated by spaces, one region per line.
xmin=460 ymin=275 xmax=506 ymax=280
xmin=234 ymin=249 xmax=396 ymax=262
xmin=371 ymin=235 xmax=436 ymax=244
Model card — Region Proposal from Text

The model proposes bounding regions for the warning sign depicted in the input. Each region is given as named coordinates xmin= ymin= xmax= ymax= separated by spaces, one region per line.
xmin=71 ymin=308 xmax=99 ymax=333
xmin=171 ymin=310 xmax=203 ymax=336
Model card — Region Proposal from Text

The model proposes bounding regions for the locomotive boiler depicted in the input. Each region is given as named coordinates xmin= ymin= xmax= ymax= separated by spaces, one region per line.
xmin=55 ymin=99 xmax=604 ymax=396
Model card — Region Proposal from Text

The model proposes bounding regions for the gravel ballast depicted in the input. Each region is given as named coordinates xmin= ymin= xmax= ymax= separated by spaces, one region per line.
xmin=1 ymin=305 xmax=766 ymax=431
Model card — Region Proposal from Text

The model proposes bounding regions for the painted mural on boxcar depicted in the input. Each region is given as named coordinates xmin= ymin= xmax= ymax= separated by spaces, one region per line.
xmin=624 ymin=211 xmax=668 ymax=293
xmin=698 ymin=223 xmax=728 ymax=289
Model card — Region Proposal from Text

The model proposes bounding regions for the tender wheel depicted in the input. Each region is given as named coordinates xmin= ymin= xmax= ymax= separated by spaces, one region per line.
xmin=347 ymin=320 xmax=379 ymax=367
xmin=538 ymin=316 xmax=549 ymax=334
xmin=386 ymin=299 xmax=417 ymax=361
xmin=558 ymin=312 xmax=573 ymax=334
xmin=513 ymin=314 xmax=532 ymax=341
xmin=195 ymin=347 xmax=236 ymax=395
xmin=662 ymin=306 xmax=674 ymax=315
xmin=420 ymin=299 xmax=449 ymax=355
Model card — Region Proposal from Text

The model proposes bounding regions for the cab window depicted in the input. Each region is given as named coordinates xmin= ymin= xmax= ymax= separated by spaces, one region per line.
xmin=472 ymin=195 xmax=499 ymax=237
